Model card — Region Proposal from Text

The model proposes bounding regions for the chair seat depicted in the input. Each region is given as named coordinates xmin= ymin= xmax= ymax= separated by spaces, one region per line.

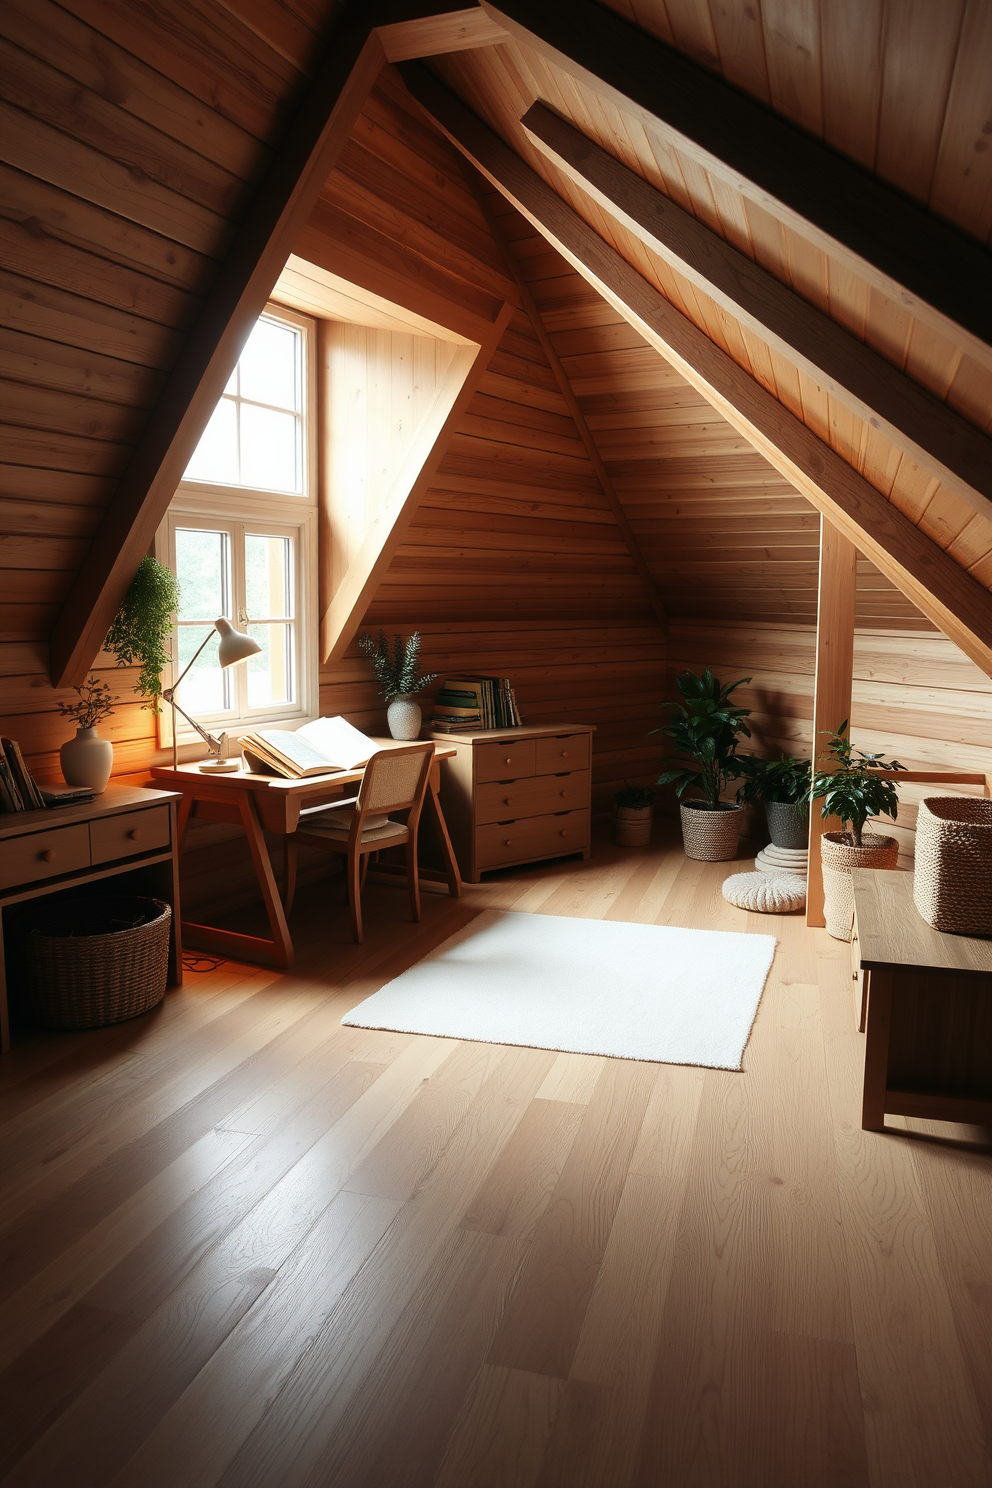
xmin=298 ymin=806 xmax=408 ymax=846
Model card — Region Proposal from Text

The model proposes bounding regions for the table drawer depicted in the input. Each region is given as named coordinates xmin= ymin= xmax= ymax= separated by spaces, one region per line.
xmin=534 ymin=732 xmax=590 ymax=775
xmin=90 ymin=806 xmax=170 ymax=864
xmin=476 ymin=808 xmax=590 ymax=870
xmin=475 ymin=770 xmax=590 ymax=825
xmin=474 ymin=738 xmax=537 ymax=784
xmin=0 ymin=823 xmax=91 ymax=890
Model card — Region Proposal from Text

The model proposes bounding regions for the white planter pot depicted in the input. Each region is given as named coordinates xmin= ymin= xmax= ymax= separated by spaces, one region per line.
xmin=614 ymin=806 xmax=653 ymax=846
xmin=60 ymin=726 xmax=113 ymax=793
xmin=387 ymin=694 xmax=422 ymax=741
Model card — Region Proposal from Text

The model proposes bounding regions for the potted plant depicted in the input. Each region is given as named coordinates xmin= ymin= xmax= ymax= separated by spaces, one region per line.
xmin=104 ymin=555 xmax=182 ymax=710
xmin=58 ymin=676 xmax=119 ymax=793
xmin=739 ymin=753 xmax=812 ymax=848
xmin=810 ymin=721 xmax=905 ymax=940
xmin=614 ymin=784 xmax=655 ymax=846
xmin=358 ymin=630 xmax=438 ymax=740
xmin=654 ymin=669 xmax=752 ymax=861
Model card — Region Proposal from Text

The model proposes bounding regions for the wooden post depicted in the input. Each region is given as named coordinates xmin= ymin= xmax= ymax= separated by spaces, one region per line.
xmin=807 ymin=516 xmax=857 ymax=927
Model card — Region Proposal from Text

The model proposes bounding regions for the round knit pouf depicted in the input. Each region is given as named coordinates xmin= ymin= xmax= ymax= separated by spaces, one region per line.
xmin=755 ymin=845 xmax=808 ymax=878
xmin=722 ymin=871 xmax=806 ymax=914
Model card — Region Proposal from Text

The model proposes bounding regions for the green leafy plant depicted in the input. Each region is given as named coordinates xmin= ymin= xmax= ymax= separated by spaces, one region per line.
xmin=615 ymin=785 xmax=655 ymax=810
xmin=654 ymin=669 xmax=752 ymax=808
xmin=104 ymin=556 xmax=181 ymax=710
xmin=737 ymin=752 xmax=812 ymax=807
xmin=810 ymin=721 xmax=905 ymax=847
xmin=358 ymin=630 xmax=438 ymax=701
xmin=58 ymin=675 xmax=118 ymax=729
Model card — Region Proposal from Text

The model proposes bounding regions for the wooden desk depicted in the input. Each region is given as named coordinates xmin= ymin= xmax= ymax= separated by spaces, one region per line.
xmin=0 ymin=785 xmax=182 ymax=1053
xmin=151 ymin=740 xmax=461 ymax=969
xmin=852 ymin=869 xmax=992 ymax=1131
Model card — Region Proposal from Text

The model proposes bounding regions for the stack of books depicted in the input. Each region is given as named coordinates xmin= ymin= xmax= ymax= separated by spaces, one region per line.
xmin=0 ymin=737 xmax=94 ymax=812
xmin=432 ymin=678 xmax=522 ymax=734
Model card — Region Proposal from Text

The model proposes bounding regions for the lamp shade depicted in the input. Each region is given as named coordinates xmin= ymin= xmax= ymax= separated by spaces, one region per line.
xmin=214 ymin=616 xmax=262 ymax=667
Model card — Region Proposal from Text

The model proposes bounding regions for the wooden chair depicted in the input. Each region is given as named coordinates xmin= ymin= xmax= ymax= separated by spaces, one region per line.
xmin=284 ymin=742 xmax=435 ymax=943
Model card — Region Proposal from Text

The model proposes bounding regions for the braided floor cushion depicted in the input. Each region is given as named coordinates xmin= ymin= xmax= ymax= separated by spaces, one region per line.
xmin=722 ymin=871 xmax=807 ymax=913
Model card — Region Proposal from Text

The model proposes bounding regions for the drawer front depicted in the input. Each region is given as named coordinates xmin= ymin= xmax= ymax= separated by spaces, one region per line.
xmin=475 ymin=770 xmax=590 ymax=825
xmin=534 ymin=732 xmax=590 ymax=775
xmin=0 ymin=823 xmax=90 ymax=890
xmin=474 ymin=738 xmax=537 ymax=784
xmin=90 ymin=805 xmax=171 ymax=864
xmin=476 ymin=808 xmax=590 ymax=870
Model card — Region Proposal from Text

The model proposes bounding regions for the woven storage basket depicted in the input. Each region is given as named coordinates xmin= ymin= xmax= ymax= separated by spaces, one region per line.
xmin=20 ymin=896 xmax=171 ymax=1030
xmin=680 ymin=801 xmax=743 ymax=862
xmin=820 ymin=832 xmax=898 ymax=941
xmin=614 ymin=806 xmax=653 ymax=846
xmin=913 ymin=796 xmax=992 ymax=935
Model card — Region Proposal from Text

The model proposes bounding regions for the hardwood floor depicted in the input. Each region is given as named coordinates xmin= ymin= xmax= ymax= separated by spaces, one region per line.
xmin=1 ymin=822 xmax=990 ymax=1488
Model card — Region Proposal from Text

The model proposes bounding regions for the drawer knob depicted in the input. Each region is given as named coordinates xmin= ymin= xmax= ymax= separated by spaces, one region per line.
xmin=128 ymin=828 xmax=142 ymax=841
xmin=504 ymin=757 xmax=512 ymax=764
xmin=503 ymin=798 xmax=512 ymax=806
xmin=560 ymin=751 xmax=569 ymax=758
xmin=559 ymin=830 xmax=569 ymax=837
xmin=40 ymin=849 xmax=55 ymax=863
xmin=504 ymin=839 xmax=512 ymax=846
xmin=560 ymin=791 xmax=569 ymax=798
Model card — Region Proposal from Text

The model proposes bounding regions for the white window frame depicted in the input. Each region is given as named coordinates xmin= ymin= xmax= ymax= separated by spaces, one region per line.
xmin=156 ymin=304 xmax=319 ymax=753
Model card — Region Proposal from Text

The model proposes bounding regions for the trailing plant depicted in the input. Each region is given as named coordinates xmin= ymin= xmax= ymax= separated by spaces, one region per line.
xmin=58 ymin=675 xmax=118 ymax=730
xmin=358 ymin=630 xmax=438 ymax=701
xmin=737 ymin=752 xmax=812 ymax=807
xmin=654 ymin=669 xmax=752 ymax=809
xmin=810 ymin=721 xmax=905 ymax=847
xmin=104 ymin=556 xmax=181 ymax=710
xmin=615 ymin=785 xmax=655 ymax=810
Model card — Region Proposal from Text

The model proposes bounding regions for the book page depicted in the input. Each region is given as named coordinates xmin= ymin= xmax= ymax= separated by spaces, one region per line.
xmin=249 ymin=729 xmax=335 ymax=776
xmin=296 ymin=715 xmax=378 ymax=771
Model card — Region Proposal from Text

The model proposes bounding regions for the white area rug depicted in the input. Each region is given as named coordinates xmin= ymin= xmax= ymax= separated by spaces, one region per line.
xmin=343 ymin=910 xmax=777 ymax=1071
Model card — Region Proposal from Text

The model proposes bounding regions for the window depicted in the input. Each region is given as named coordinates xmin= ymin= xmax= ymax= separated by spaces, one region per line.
xmin=158 ymin=306 xmax=317 ymax=747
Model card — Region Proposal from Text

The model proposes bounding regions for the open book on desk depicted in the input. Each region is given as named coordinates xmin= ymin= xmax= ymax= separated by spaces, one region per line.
xmin=241 ymin=717 xmax=377 ymax=779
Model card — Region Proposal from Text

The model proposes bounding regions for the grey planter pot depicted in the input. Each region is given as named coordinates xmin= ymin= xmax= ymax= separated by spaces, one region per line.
xmin=764 ymin=799 xmax=809 ymax=850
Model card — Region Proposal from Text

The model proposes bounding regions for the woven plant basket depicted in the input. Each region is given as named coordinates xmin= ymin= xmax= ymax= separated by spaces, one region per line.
xmin=913 ymin=796 xmax=992 ymax=935
xmin=614 ymin=805 xmax=653 ymax=846
xmin=679 ymin=801 xmax=743 ymax=862
xmin=820 ymin=831 xmax=898 ymax=941
xmin=20 ymin=896 xmax=171 ymax=1030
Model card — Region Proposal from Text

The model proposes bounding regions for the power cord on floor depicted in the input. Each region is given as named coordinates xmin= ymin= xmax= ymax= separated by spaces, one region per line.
xmin=182 ymin=953 xmax=227 ymax=973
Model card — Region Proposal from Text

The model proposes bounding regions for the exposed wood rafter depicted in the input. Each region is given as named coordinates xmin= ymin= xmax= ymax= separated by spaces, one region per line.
xmin=522 ymin=102 xmax=992 ymax=527
xmin=481 ymin=0 xmax=992 ymax=360
xmin=470 ymin=179 xmax=669 ymax=634
xmin=400 ymin=63 xmax=992 ymax=678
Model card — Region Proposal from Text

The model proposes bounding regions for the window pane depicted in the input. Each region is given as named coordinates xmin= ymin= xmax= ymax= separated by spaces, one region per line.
xmin=247 ymin=622 xmax=294 ymax=707
xmin=245 ymin=533 xmax=292 ymax=619
xmin=240 ymin=405 xmax=299 ymax=493
xmin=176 ymin=624 xmax=229 ymax=714
xmin=184 ymin=398 xmax=238 ymax=484
xmin=175 ymin=528 xmax=229 ymax=619
xmin=239 ymin=320 xmax=298 ymax=410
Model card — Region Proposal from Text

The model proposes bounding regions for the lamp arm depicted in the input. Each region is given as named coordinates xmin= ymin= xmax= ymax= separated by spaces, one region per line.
xmin=166 ymin=627 xmax=218 ymax=694
xmin=165 ymin=695 xmax=222 ymax=755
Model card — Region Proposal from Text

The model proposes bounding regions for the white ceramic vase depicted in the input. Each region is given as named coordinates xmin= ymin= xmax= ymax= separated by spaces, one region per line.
xmin=60 ymin=726 xmax=113 ymax=793
xmin=387 ymin=694 xmax=422 ymax=741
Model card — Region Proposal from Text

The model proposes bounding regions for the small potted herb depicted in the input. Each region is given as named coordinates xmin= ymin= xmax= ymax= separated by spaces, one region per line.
xmin=810 ymin=721 xmax=904 ymax=939
xmin=58 ymin=676 xmax=119 ymax=793
xmin=614 ymin=784 xmax=655 ymax=846
xmin=358 ymin=630 xmax=438 ymax=739
xmin=738 ymin=753 xmax=812 ymax=848
xmin=654 ymin=669 xmax=752 ymax=861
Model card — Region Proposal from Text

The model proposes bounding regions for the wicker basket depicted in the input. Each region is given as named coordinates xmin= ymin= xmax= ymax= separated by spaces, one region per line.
xmin=913 ymin=797 xmax=992 ymax=936
xmin=820 ymin=831 xmax=899 ymax=941
xmin=614 ymin=806 xmax=653 ymax=846
xmin=20 ymin=896 xmax=171 ymax=1030
xmin=680 ymin=801 xmax=743 ymax=862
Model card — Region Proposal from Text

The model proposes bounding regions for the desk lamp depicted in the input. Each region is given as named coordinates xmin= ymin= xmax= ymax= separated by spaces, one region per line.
xmin=163 ymin=617 xmax=261 ymax=772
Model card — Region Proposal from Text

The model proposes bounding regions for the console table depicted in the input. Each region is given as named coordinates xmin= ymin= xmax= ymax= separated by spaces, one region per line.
xmin=851 ymin=868 xmax=992 ymax=1131
xmin=0 ymin=785 xmax=182 ymax=1052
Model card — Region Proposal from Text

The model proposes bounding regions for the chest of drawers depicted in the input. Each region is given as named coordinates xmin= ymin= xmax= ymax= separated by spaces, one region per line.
xmin=434 ymin=725 xmax=595 ymax=882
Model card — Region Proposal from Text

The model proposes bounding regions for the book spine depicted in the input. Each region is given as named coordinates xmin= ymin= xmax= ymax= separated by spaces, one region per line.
xmin=3 ymin=739 xmax=43 ymax=810
xmin=0 ymin=754 xmax=21 ymax=811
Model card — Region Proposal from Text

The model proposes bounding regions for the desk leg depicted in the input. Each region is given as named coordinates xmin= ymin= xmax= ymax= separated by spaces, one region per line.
xmin=182 ymin=793 xmax=295 ymax=970
xmin=427 ymin=768 xmax=462 ymax=898
xmin=862 ymin=968 xmax=893 ymax=1131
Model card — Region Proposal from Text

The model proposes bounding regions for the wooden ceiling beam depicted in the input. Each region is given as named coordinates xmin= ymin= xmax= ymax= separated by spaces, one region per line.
xmin=522 ymin=102 xmax=992 ymax=528
xmin=399 ymin=65 xmax=992 ymax=677
xmin=480 ymin=0 xmax=992 ymax=361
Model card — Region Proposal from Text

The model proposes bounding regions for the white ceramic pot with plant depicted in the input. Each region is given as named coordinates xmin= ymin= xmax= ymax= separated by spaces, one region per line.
xmin=358 ymin=629 xmax=438 ymax=741
xmin=654 ymin=668 xmax=752 ymax=862
xmin=58 ymin=676 xmax=118 ymax=793
xmin=811 ymin=722 xmax=904 ymax=940
xmin=614 ymin=785 xmax=654 ymax=846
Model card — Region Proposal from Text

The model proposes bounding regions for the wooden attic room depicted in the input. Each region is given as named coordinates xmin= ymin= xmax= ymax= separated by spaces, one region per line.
xmin=1 ymin=0 xmax=991 ymax=1483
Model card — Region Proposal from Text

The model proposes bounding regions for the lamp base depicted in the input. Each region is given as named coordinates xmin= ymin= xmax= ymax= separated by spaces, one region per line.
xmin=199 ymin=758 xmax=240 ymax=773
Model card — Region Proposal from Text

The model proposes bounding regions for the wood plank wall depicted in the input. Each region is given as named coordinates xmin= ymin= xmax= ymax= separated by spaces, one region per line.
xmin=668 ymin=619 xmax=992 ymax=864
